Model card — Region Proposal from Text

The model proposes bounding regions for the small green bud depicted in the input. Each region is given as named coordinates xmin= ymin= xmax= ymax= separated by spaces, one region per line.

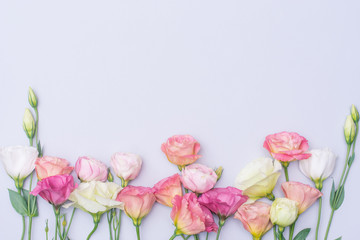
xmin=344 ymin=115 xmax=356 ymax=145
xmin=28 ymin=87 xmax=38 ymax=108
xmin=23 ymin=108 xmax=35 ymax=139
xmin=351 ymin=104 xmax=359 ymax=123
xmin=45 ymin=219 xmax=49 ymax=233
xmin=215 ymin=166 xmax=223 ymax=181
xmin=62 ymin=217 xmax=67 ymax=227
xmin=107 ymin=170 xmax=114 ymax=182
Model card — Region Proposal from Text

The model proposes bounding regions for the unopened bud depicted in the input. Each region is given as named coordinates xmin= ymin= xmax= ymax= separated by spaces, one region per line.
xmin=215 ymin=166 xmax=223 ymax=181
xmin=62 ymin=216 xmax=67 ymax=227
xmin=351 ymin=104 xmax=359 ymax=123
xmin=344 ymin=115 xmax=356 ymax=145
xmin=28 ymin=87 xmax=38 ymax=108
xmin=45 ymin=220 xmax=49 ymax=233
xmin=23 ymin=108 xmax=35 ymax=139
xmin=107 ymin=170 xmax=114 ymax=182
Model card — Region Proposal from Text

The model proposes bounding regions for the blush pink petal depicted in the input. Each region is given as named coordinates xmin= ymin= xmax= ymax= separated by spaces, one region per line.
xmin=153 ymin=174 xmax=182 ymax=207
xmin=35 ymin=156 xmax=74 ymax=180
xmin=201 ymin=206 xmax=218 ymax=233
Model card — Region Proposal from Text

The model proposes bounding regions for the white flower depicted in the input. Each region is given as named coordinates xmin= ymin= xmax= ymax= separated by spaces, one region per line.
xmin=111 ymin=153 xmax=142 ymax=182
xmin=0 ymin=146 xmax=38 ymax=182
xmin=344 ymin=115 xmax=356 ymax=144
xmin=234 ymin=157 xmax=281 ymax=201
xmin=270 ymin=198 xmax=298 ymax=228
xmin=299 ymin=148 xmax=336 ymax=183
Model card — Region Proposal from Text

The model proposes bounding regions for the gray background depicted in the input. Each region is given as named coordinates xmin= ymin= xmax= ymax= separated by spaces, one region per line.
xmin=1 ymin=1 xmax=360 ymax=239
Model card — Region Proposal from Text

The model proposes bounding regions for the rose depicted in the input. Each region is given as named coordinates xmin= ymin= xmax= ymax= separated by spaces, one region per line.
xmin=153 ymin=174 xmax=182 ymax=207
xmin=116 ymin=186 xmax=156 ymax=226
xmin=30 ymin=174 xmax=76 ymax=207
xmin=281 ymin=181 xmax=322 ymax=214
xmin=161 ymin=135 xmax=201 ymax=167
xmin=263 ymin=132 xmax=311 ymax=162
xmin=35 ymin=156 xmax=73 ymax=180
xmin=0 ymin=146 xmax=38 ymax=186
xmin=181 ymin=164 xmax=217 ymax=194
xmin=270 ymin=198 xmax=298 ymax=228
xmin=111 ymin=153 xmax=142 ymax=185
xmin=75 ymin=156 xmax=108 ymax=182
xmin=234 ymin=201 xmax=273 ymax=239
xmin=234 ymin=157 xmax=281 ymax=201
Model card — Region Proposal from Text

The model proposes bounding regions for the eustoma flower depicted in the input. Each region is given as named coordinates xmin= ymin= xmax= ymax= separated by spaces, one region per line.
xmin=270 ymin=198 xmax=298 ymax=228
xmin=35 ymin=156 xmax=74 ymax=180
xmin=75 ymin=156 xmax=108 ymax=182
xmin=234 ymin=157 xmax=281 ymax=201
xmin=153 ymin=174 xmax=183 ymax=207
xmin=198 ymin=187 xmax=248 ymax=240
xmin=181 ymin=164 xmax=217 ymax=194
xmin=234 ymin=202 xmax=273 ymax=240
xmin=111 ymin=152 xmax=142 ymax=187
xmin=161 ymin=135 xmax=201 ymax=168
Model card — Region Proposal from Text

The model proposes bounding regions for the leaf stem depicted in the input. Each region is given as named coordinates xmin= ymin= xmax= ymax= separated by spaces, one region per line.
xmin=136 ymin=225 xmax=141 ymax=240
xmin=64 ymin=208 xmax=76 ymax=239
xmin=216 ymin=219 xmax=225 ymax=240
xmin=87 ymin=222 xmax=99 ymax=240
xmin=315 ymin=197 xmax=322 ymax=240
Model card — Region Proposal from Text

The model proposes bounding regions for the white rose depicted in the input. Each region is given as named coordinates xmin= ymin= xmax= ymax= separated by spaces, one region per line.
xmin=111 ymin=153 xmax=142 ymax=183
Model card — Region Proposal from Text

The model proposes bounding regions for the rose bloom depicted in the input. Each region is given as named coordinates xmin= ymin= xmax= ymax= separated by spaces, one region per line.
xmin=111 ymin=152 xmax=142 ymax=182
xmin=263 ymin=132 xmax=311 ymax=162
xmin=65 ymin=181 xmax=123 ymax=214
xmin=161 ymin=135 xmax=201 ymax=167
xmin=35 ymin=156 xmax=74 ymax=180
xmin=153 ymin=174 xmax=182 ymax=207
xmin=30 ymin=174 xmax=76 ymax=207
xmin=116 ymin=186 xmax=156 ymax=225
xmin=235 ymin=157 xmax=281 ymax=201
xmin=234 ymin=202 xmax=273 ymax=239
xmin=281 ymin=181 xmax=322 ymax=214
xmin=181 ymin=164 xmax=217 ymax=194
xmin=270 ymin=198 xmax=298 ymax=228
xmin=75 ymin=156 xmax=108 ymax=182
xmin=171 ymin=193 xmax=206 ymax=235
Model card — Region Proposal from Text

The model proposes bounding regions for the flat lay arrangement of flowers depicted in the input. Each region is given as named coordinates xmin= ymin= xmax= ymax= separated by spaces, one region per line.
xmin=1 ymin=88 xmax=358 ymax=240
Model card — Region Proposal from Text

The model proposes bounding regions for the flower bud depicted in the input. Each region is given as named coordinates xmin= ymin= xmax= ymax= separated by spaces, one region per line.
xmin=270 ymin=198 xmax=298 ymax=228
xmin=23 ymin=108 xmax=36 ymax=139
xmin=45 ymin=220 xmax=49 ymax=233
xmin=108 ymin=170 xmax=114 ymax=182
xmin=215 ymin=166 xmax=223 ymax=181
xmin=62 ymin=217 xmax=67 ymax=227
xmin=351 ymin=104 xmax=359 ymax=123
xmin=28 ymin=87 xmax=38 ymax=108
xmin=344 ymin=115 xmax=356 ymax=145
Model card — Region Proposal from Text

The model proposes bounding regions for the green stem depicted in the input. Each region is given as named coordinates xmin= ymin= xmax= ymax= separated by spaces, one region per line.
xmin=273 ymin=225 xmax=277 ymax=240
xmin=136 ymin=225 xmax=141 ymax=240
xmin=17 ymin=187 xmax=26 ymax=240
xmin=315 ymin=197 xmax=322 ymax=240
xmin=278 ymin=227 xmax=284 ymax=240
xmin=206 ymin=232 xmax=209 ymax=240
xmin=216 ymin=219 xmax=225 ymax=240
xmin=169 ymin=233 xmax=177 ymax=240
xmin=116 ymin=210 xmax=122 ymax=240
xmin=87 ymin=222 xmax=99 ymax=240
xmin=324 ymin=209 xmax=335 ymax=240
xmin=64 ymin=208 xmax=76 ymax=239
xmin=29 ymin=138 xmax=33 ymax=147
xmin=34 ymin=107 xmax=39 ymax=144
xmin=193 ymin=234 xmax=199 ymax=240
xmin=339 ymin=145 xmax=351 ymax=186
xmin=283 ymin=165 xmax=289 ymax=182
xmin=54 ymin=210 xmax=59 ymax=240
xmin=253 ymin=236 xmax=261 ymax=240
xmin=289 ymin=221 xmax=296 ymax=240
xmin=107 ymin=210 xmax=113 ymax=240
xmin=28 ymin=217 xmax=33 ymax=240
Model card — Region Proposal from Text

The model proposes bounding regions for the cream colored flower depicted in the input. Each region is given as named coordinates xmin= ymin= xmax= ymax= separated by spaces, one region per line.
xmin=270 ymin=198 xmax=298 ymax=228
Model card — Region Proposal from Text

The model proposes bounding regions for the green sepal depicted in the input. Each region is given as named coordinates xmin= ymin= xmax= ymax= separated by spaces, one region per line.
xmin=22 ymin=189 xmax=39 ymax=217
xmin=348 ymin=153 xmax=355 ymax=166
xmin=8 ymin=189 xmax=28 ymax=216
xmin=293 ymin=228 xmax=311 ymax=240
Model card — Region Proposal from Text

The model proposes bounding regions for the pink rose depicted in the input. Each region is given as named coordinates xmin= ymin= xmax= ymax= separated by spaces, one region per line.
xmin=153 ymin=174 xmax=183 ymax=207
xmin=111 ymin=153 xmax=142 ymax=183
xmin=234 ymin=202 xmax=273 ymax=238
xmin=281 ymin=181 xmax=322 ymax=214
xmin=116 ymin=186 xmax=156 ymax=225
xmin=35 ymin=156 xmax=74 ymax=180
xmin=75 ymin=156 xmax=108 ymax=182
xmin=201 ymin=206 xmax=218 ymax=233
xmin=181 ymin=164 xmax=217 ymax=194
xmin=30 ymin=174 xmax=77 ymax=207
xmin=171 ymin=193 xmax=206 ymax=235
xmin=263 ymin=132 xmax=311 ymax=162
xmin=161 ymin=135 xmax=201 ymax=167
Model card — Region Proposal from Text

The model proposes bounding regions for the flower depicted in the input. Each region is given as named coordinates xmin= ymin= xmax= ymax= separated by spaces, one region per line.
xmin=234 ymin=157 xmax=281 ymax=201
xmin=35 ymin=156 xmax=74 ymax=180
xmin=344 ymin=115 xmax=356 ymax=145
xmin=111 ymin=152 xmax=142 ymax=184
xmin=234 ymin=202 xmax=273 ymax=239
xmin=161 ymin=135 xmax=201 ymax=167
xmin=65 ymin=181 xmax=123 ymax=214
xmin=30 ymin=174 xmax=76 ymax=207
xmin=116 ymin=186 xmax=156 ymax=225
xmin=298 ymin=148 xmax=336 ymax=186
xmin=75 ymin=156 xmax=108 ymax=182
xmin=0 ymin=146 xmax=38 ymax=183
xmin=351 ymin=104 xmax=359 ymax=123
xmin=198 ymin=187 xmax=248 ymax=220
xmin=270 ymin=198 xmax=298 ymax=228
xmin=281 ymin=181 xmax=322 ymax=214
xmin=171 ymin=193 xmax=206 ymax=235
xmin=201 ymin=206 xmax=218 ymax=233
xmin=23 ymin=108 xmax=36 ymax=139
xmin=263 ymin=132 xmax=311 ymax=162
xmin=28 ymin=87 xmax=38 ymax=108
xmin=153 ymin=174 xmax=183 ymax=207
xmin=181 ymin=164 xmax=217 ymax=194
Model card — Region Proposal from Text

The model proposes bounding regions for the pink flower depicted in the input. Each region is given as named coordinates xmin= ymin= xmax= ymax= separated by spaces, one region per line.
xmin=181 ymin=164 xmax=217 ymax=194
xmin=171 ymin=193 xmax=206 ymax=235
xmin=234 ymin=202 xmax=273 ymax=238
xmin=153 ymin=174 xmax=183 ymax=207
xmin=198 ymin=187 xmax=248 ymax=219
xmin=30 ymin=174 xmax=76 ymax=207
xmin=75 ymin=156 xmax=108 ymax=182
xmin=161 ymin=135 xmax=201 ymax=167
xmin=201 ymin=206 xmax=218 ymax=233
xmin=281 ymin=181 xmax=322 ymax=214
xmin=116 ymin=186 xmax=156 ymax=225
xmin=111 ymin=153 xmax=142 ymax=182
xmin=35 ymin=156 xmax=74 ymax=180
xmin=263 ymin=132 xmax=311 ymax=162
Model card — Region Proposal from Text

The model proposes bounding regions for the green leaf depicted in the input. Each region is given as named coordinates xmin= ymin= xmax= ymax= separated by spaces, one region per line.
xmin=37 ymin=141 xmax=43 ymax=157
xmin=22 ymin=189 xmax=39 ymax=217
xmin=294 ymin=228 xmax=311 ymax=240
xmin=330 ymin=180 xmax=336 ymax=209
xmin=334 ymin=186 xmax=345 ymax=210
xmin=348 ymin=153 xmax=355 ymax=166
xmin=334 ymin=237 xmax=342 ymax=240
xmin=8 ymin=189 xmax=28 ymax=216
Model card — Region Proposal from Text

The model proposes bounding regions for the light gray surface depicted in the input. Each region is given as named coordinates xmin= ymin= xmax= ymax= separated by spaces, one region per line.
xmin=1 ymin=1 xmax=360 ymax=239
